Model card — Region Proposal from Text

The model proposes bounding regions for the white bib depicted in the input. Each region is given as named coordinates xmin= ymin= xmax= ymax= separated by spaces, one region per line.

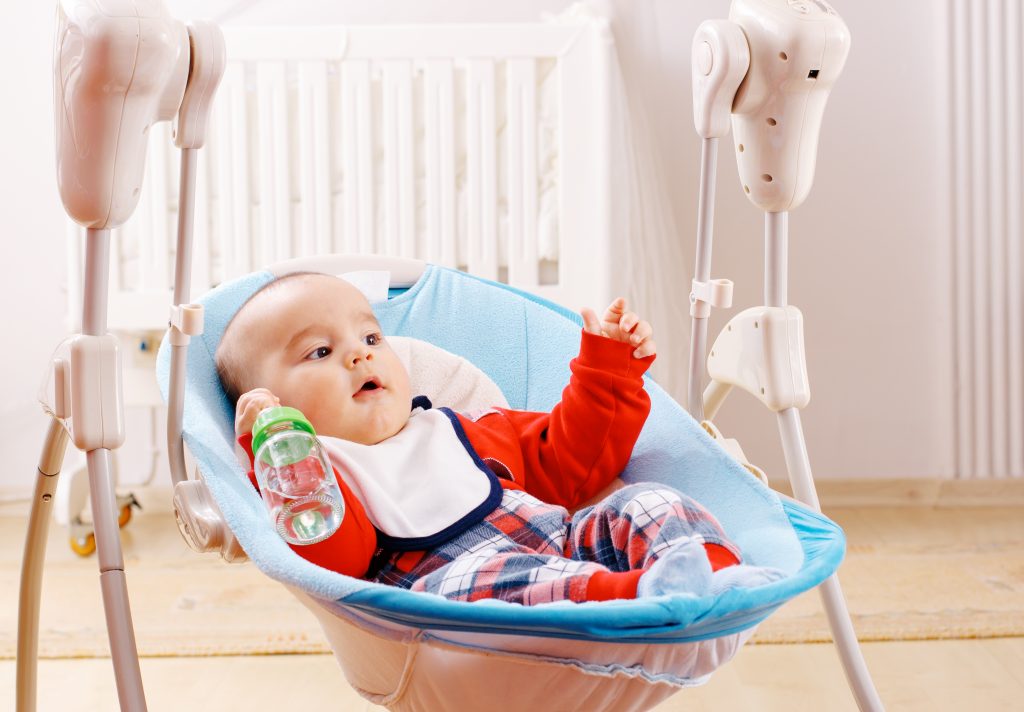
xmin=320 ymin=408 xmax=501 ymax=549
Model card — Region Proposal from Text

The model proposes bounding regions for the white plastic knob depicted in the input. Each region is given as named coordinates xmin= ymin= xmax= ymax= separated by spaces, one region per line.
xmin=174 ymin=21 xmax=227 ymax=149
xmin=691 ymin=20 xmax=750 ymax=140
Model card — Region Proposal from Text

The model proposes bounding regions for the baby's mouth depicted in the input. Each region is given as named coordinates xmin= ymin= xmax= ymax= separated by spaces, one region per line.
xmin=354 ymin=376 xmax=383 ymax=397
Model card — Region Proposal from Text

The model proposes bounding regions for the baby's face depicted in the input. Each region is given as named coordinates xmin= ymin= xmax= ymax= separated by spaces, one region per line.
xmin=231 ymin=274 xmax=411 ymax=444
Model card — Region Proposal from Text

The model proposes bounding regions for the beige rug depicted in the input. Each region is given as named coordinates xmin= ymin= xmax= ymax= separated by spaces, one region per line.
xmin=2 ymin=506 xmax=1021 ymax=658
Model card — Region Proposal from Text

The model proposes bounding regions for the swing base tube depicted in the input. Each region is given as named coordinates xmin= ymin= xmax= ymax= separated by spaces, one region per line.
xmin=17 ymin=418 xmax=69 ymax=712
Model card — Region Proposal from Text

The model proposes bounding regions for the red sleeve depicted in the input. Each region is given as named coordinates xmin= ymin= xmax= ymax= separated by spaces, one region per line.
xmin=478 ymin=331 xmax=655 ymax=510
xmin=238 ymin=433 xmax=378 ymax=578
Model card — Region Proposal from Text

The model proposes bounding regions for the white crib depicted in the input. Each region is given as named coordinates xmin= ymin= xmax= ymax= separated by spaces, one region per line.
xmin=67 ymin=18 xmax=617 ymax=335
xmin=58 ymin=14 xmax=623 ymax=554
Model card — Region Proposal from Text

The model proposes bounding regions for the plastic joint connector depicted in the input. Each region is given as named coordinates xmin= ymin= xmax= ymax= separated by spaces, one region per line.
xmin=690 ymin=278 xmax=734 ymax=318
xmin=168 ymin=303 xmax=204 ymax=346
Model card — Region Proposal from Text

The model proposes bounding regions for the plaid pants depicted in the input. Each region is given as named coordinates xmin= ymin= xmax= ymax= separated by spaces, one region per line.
xmin=371 ymin=483 xmax=740 ymax=605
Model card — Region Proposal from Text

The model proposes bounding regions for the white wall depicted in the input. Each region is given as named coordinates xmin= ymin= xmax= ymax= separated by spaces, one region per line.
xmin=0 ymin=0 xmax=964 ymax=494
xmin=2 ymin=2 xmax=77 ymax=495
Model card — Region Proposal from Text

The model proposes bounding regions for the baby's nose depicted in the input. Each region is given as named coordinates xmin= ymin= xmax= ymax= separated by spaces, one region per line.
xmin=345 ymin=345 xmax=373 ymax=367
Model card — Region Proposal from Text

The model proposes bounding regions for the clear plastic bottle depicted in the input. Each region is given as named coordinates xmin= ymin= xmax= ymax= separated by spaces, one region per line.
xmin=251 ymin=406 xmax=344 ymax=545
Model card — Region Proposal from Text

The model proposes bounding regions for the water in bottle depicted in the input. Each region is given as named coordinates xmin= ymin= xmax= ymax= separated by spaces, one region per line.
xmin=252 ymin=406 xmax=344 ymax=545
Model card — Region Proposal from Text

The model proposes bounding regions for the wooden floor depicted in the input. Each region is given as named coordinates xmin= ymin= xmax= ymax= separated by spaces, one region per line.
xmin=2 ymin=499 xmax=1022 ymax=711
xmin=4 ymin=637 xmax=1023 ymax=711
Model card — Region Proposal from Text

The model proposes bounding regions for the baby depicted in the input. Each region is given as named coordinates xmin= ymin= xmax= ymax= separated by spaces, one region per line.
xmin=217 ymin=272 xmax=778 ymax=604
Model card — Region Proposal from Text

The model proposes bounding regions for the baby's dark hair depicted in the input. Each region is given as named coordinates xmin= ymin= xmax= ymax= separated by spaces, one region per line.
xmin=215 ymin=271 xmax=324 ymax=405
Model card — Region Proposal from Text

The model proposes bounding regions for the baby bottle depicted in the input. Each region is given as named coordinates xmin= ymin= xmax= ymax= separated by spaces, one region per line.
xmin=251 ymin=406 xmax=344 ymax=545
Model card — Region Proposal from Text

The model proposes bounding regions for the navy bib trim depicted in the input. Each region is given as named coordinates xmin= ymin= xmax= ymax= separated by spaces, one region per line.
xmin=374 ymin=407 xmax=504 ymax=552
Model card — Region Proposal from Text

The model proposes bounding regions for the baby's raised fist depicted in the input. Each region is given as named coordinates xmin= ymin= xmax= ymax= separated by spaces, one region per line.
xmin=580 ymin=297 xmax=656 ymax=359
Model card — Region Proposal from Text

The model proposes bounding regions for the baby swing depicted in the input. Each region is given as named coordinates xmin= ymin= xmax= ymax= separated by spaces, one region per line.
xmin=18 ymin=0 xmax=884 ymax=710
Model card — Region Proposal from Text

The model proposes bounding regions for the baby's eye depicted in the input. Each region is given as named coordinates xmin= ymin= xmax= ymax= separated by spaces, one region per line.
xmin=364 ymin=333 xmax=382 ymax=347
xmin=306 ymin=346 xmax=332 ymax=360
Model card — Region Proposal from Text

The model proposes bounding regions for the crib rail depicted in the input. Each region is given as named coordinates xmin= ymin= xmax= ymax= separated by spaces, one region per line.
xmin=66 ymin=20 xmax=613 ymax=333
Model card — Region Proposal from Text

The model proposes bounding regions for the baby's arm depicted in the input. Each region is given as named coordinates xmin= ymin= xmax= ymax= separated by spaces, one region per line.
xmin=485 ymin=300 xmax=656 ymax=509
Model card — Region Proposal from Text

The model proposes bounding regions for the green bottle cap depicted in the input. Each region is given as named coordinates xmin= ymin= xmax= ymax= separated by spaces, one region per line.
xmin=251 ymin=406 xmax=316 ymax=454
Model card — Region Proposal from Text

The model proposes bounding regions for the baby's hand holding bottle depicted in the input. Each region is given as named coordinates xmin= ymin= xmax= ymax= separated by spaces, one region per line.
xmin=236 ymin=388 xmax=280 ymax=436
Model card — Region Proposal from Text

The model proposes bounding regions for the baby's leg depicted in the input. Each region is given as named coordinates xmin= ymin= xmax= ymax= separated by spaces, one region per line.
xmin=567 ymin=482 xmax=741 ymax=572
xmin=379 ymin=489 xmax=610 ymax=605
xmin=409 ymin=545 xmax=608 ymax=605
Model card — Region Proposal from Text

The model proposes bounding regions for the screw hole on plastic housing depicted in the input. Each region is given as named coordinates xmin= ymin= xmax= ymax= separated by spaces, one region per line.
xmin=766 ymin=117 xmax=777 ymax=126
xmin=761 ymin=174 xmax=773 ymax=183
xmin=738 ymin=143 xmax=745 ymax=152
xmin=779 ymin=51 xmax=788 ymax=60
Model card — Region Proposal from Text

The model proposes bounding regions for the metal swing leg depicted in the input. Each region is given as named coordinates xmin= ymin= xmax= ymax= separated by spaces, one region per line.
xmin=777 ymin=407 xmax=884 ymax=712
xmin=17 ymin=418 xmax=69 ymax=712
xmin=78 ymin=228 xmax=148 ymax=711
xmin=86 ymin=448 xmax=147 ymax=711
xmin=765 ymin=214 xmax=883 ymax=712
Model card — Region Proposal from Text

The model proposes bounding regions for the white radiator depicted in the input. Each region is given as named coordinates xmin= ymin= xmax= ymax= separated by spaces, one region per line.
xmin=949 ymin=0 xmax=1024 ymax=479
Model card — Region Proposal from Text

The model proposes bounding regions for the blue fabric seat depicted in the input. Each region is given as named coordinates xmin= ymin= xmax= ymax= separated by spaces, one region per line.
xmin=156 ymin=264 xmax=844 ymax=644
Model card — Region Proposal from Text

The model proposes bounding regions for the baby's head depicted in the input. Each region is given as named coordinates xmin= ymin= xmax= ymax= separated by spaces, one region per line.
xmin=216 ymin=272 xmax=412 ymax=444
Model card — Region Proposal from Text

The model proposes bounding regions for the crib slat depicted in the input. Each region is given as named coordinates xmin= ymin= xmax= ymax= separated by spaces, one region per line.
xmin=256 ymin=62 xmax=277 ymax=267
xmin=193 ymin=150 xmax=212 ymax=294
xmin=382 ymin=61 xmax=416 ymax=259
xmin=225 ymin=63 xmax=252 ymax=276
xmin=214 ymin=65 xmax=235 ymax=279
xmin=466 ymin=59 xmax=498 ymax=280
xmin=298 ymin=61 xmax=332 ymax=256
xmin=257 ymin=61 xmax=292 ymax=265
xmin=135 ymin=137 xmax=153 ymax=293
xmin=125 ymin=161 xmax=145 ymax=293
xmin=211 ymin=82 xmax=230 ymax=283
xmin=214 ymin=64 xmax=241 ymax=280
xmin=341 ymin=60 xmax=375 ymax=254
xmin=424 ymin=60 xmax=457 ymax=267
xmin=272 ymin=64 xmax=292 ymax=264
xmin=506 ymin=59 xmax=539 ymax=288
xmin=381 ymin=62 xmax=399 ymax=257
xmin=147 ymin=124 xmax=171 ymax=292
